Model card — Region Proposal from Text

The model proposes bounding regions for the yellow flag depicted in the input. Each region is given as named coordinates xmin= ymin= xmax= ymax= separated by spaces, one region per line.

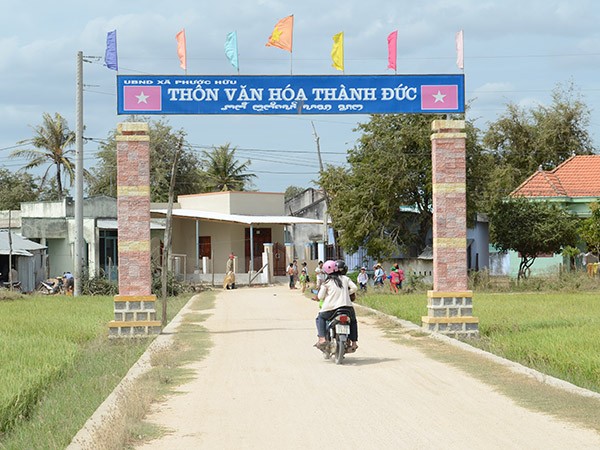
xmin=266 ymin=15 xmax=294 ymax=52
xmin=331 ymin=32 xmax=344 ymax=71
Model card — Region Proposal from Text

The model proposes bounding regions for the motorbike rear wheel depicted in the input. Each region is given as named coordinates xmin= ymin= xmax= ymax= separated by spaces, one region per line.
xmin=334 ymin=337 xmax=346 ymax=365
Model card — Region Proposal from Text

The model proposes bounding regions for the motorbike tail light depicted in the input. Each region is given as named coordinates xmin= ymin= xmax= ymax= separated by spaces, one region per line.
xmin=338 ymin=315 xmax=350 ymax=324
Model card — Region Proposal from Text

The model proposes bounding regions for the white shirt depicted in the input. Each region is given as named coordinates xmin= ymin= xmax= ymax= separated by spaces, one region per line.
xmin=317 ymin=275 xmax=358 ymax=313
xmin=357 ymin=272 xmax=368 ymax=284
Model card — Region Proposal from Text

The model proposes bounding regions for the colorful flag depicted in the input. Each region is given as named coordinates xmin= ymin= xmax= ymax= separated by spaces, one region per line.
xmin=387 ymin=30 xmax=397 ymax=71
xmin=176 ymin=29 xmax=187 ymax=71
xmin=455 ymin=30 xmax=464 ymax=70
xmin=225 ymin=31 xmax=239 ymax=71
xmin=331 ymin=32 xmax=344 ymax=71
xmin=123 ymin=86 xmax=162 ymax=111
xmin=104 ymin=30 xmax=118 ymax=71
xmin=265 ymin=15 xmax=294 ymax=52
xmin=421 ymin=85 xmax=459 ymax=110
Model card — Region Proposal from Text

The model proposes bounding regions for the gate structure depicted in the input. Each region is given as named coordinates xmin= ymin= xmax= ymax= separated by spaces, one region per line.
xmin=114 ymin=74 xmax=478 ymax=338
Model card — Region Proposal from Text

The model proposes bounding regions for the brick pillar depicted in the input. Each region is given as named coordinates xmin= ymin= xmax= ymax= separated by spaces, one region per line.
xmin=422 ymin=120 xmax=479 ymax=338
xmin=109 ymin=123 xmax=161 ymax=337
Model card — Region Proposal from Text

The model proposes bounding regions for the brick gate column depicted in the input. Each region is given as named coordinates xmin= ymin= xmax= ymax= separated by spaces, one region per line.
xmin=422 ymin=120 xmax=479 ymax=338
xmin=109 ymin=123 xmax=161 ymax=337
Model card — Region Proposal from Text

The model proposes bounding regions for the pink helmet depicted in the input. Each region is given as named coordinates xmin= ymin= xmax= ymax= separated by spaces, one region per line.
xmin=322 ymin=260 xmax=338 ymax=275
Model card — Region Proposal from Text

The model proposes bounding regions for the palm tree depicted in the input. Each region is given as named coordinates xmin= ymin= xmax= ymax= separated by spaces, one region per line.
xmin=202 ymin=143 xmax=256 ymax=191
xmin=11 ymin=112 xmax=76 ymax=198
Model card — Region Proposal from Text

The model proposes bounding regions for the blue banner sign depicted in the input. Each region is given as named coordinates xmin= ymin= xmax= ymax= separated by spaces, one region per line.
xmin=117 ymin=74 xmax=464 ymax=115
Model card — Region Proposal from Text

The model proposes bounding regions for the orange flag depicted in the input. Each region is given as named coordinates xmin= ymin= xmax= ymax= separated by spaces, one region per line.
xmin=176 ymin=29 xmax=187 ymax=70
xmin=265 ymin=15 xmax=293 ymax=52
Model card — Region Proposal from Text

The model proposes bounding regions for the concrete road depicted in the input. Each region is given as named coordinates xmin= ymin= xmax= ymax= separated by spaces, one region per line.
xmin=136 ymin=284 xmax=600 ymax=449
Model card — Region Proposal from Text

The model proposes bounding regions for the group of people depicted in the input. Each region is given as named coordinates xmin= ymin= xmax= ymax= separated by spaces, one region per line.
xmin=357 ymin=263 xmax=405 ymax=293
xmin=287 ymin=260 xmax=328 ymax=295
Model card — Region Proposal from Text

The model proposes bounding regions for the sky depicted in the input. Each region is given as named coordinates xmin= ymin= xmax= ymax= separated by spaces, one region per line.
xmin=1 ymin=0 xmax=600 ymax=193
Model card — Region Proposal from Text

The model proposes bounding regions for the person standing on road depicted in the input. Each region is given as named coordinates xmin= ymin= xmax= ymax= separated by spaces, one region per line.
xmin=287 ymin=263 xmax=295 ymax=289
xmin=314 ymin=260 xmax=358 ymax=352
xmin=224 ymin=253 xmax=236 ymax=289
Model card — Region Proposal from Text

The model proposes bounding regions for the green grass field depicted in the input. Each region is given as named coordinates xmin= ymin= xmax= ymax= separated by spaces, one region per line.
xmin=357 ymin=290 xmax=600 ymax=393
xmin=0 ymin=293 xmax=191 ymax=449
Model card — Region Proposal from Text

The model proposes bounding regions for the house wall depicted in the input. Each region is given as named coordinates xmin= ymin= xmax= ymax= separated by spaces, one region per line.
xmin=169 ymin=218 xmax=285 ymax=275
xmin=0 ymin=210 xmax=21 ymax=229
xmin=467 ymin=218 xmax=490 ymax=270
xmin=284 ymin=188 xmax=328 ymax=260
xmin=46 ymin=238 xmax=72 ymax=277
xmin=508 ymin=252 xmax=564 ymax=278
xmin=178 ymin=191 xmax=285 ymax=215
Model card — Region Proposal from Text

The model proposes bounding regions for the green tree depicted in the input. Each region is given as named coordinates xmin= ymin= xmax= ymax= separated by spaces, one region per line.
xmin=579 ymin=202 xmax=600 ymax=257
xmin=200 ymin=143 xmax=256 ymax=192
xmin=284 ymin=186 xmax=305 ymax=202
xmin=489 ymin=197 xmax=578 ymax=279
xmin=0 ymin=169 xmax=39 ymax=210
xmin=11 ymin=112 xmax=76 ymax=199
xmin=319 ymin=114 xmax=490 ymax=260
xmin=88 ymin=119 xmax=205 ymax=201
xmin=483 ymin=82 xmax=594 ymax=201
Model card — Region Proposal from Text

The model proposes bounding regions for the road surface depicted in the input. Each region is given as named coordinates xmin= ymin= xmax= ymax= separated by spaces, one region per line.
xmin=136 ymin=284 xmax=600 ymax=449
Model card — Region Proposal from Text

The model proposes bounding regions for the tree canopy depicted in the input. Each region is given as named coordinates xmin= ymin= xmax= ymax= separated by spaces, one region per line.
xmin=0 ymin=169 xmax=38 ymax=210
xmin=319 ymin=113 xmax=491 ymax=260
xmin=579 ymin=202 xmax=600 ymax=257
xmin=88 ymin=119 xmax=205 ymax=202
xmin=489 ymin=197 xmax=578 ymax=279
xmin=482 ymin=82 xmax=594 ymax=206
xmin=11 ymin=112 xmax=76 ymax=199
xmin=200 ymin=143 xmax=256 ymax=192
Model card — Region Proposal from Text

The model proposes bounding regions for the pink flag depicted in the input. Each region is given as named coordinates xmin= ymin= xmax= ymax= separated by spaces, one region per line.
xmin=455 ymin=30 xmax=464 ymax=70
xmin=421 ymin=85 xmax=459 ymax=110
xmin=123 ymin=86 xmax=162 ymax=111
xmin=387 ymin=30 xmax=398 ymax=71
xmin=176 ymin=29 xmax=187 ymax=71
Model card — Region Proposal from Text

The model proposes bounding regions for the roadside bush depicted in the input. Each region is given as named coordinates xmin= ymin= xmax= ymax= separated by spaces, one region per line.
xmin=470 ymin=269 xmax=600 ymax=292
xmin=81 ymin=275 xmax=118 ymax=296
xmin=151 ymin=269 xmax=194 ymax=297
xmin=346 ymin=271 xmax=358 ymax=284
xmin=403 ymin=271 xmax=431 ymax=293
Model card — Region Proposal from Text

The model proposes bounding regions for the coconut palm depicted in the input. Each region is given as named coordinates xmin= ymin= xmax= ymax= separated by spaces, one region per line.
xmin=202 ymin=143 xmax=256 ymax=191
xmin=11 ymin=112 xmax=76 ymax=198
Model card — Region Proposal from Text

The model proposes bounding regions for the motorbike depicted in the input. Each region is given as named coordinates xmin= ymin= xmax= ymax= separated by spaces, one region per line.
xmin=320 ymin=307 xmax=355 ymax=365
xmin=2 ymin=280 xmax=22 ymax=292
xmin=38 ymin=277 xmax=65 ymax=295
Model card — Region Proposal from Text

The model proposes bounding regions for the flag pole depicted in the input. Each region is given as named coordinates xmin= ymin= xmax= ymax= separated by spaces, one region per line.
xmin=236 ymin=32 xmax=240 ymax=75
xmin=290 ymin=16 xmax=294 ymax=75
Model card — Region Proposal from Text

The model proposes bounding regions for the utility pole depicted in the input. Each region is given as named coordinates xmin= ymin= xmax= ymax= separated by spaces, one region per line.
xmin=161 ymin=137 xmax=182 ymax=327
xmin=311 ymin=122 xmax=329 ymax=247
xmin=74 ymin=51 xmax=84 ymax=296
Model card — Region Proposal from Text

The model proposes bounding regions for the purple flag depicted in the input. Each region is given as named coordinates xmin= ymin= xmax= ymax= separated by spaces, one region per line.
xmin=105 ymin=30 xmax=118 ymax=71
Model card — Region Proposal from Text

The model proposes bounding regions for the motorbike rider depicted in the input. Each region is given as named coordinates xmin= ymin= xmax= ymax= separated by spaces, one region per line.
xmin=314 ymin=259 xmax=359 ymax=352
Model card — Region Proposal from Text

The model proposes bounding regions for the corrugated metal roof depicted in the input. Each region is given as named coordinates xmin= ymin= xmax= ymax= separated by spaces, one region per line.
xmin=150 ymin=209 xmax=323 ymax=225
xmin=0 ymin=230 xmax=46 ymax=256
xmin=97 ymin=219 xmax=165 ymax=230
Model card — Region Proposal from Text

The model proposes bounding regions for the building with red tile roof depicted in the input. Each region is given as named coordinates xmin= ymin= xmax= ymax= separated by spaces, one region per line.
xmin=510 ymin=155 xmax=600 ymax=217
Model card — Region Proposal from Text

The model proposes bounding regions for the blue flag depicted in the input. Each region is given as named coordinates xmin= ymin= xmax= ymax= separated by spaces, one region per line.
xmin=105 ymin=30 xmax=118 ymax=71
xmin=224 ymin=31 xmax=239 ymax=71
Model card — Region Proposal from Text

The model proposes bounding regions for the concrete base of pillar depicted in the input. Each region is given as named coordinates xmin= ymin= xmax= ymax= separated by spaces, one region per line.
xmin=422 ymin=290 xmax=479 ymax=338
xmin=109 ymin=294 xmax=161 ymax=337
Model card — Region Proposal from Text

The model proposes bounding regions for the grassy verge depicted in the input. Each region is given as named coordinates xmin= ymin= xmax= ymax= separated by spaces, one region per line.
xmin=356 ymin=290 xmax=600 ymax=394
xmin=375 ymin=318 xmax=600 ymax=434
xmin=0 ymin=293 xmax=195 ymax=449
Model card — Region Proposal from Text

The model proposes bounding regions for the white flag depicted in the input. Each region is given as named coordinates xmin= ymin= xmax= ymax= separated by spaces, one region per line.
xmin=455 ymin=30 xmax=464 ymax=70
